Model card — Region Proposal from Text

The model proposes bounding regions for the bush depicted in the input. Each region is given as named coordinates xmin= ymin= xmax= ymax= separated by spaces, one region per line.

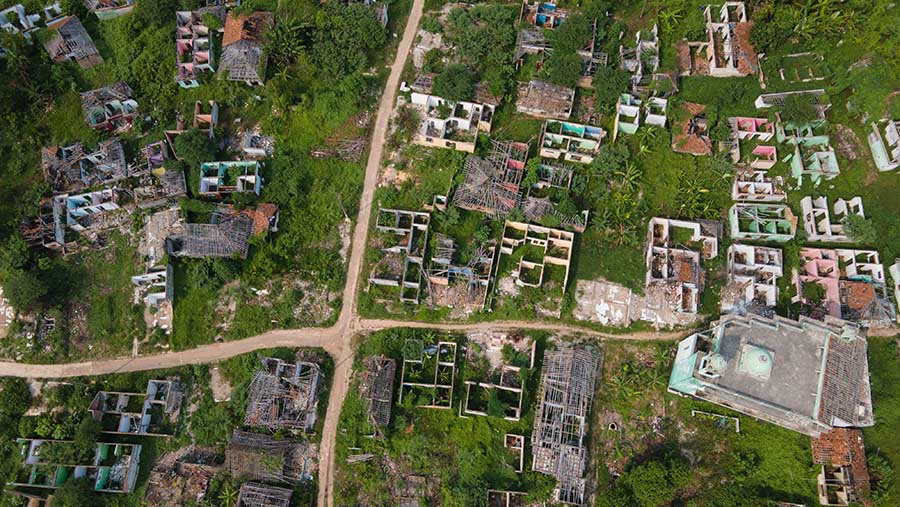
xmin=545 ymin=52 xmax=584 ymax=88
xmin=779 ymin=94 xmax=820 ymax=126
xmin=3 ymin=268 xmax=47 ymax=310
xmin=0 ymin=378 xmax=31 ymax=417
xmin=844 ymin=213 xmax=878 ymax=245
xmin=593 ymin=66 xmax=630 ymax=112
xmin=432 ymin=64 xmax=476 ymax=101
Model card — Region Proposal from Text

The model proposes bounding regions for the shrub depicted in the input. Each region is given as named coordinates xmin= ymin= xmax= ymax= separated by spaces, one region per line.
xmin=432 ymin=64 xmax=476 ymax=101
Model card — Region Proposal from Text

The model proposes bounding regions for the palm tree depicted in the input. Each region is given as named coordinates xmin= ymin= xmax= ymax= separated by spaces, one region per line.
xmin=614 ymin=162 xmax=642 ymax=191
xmin=219 ymin=481 xmax=238 ymax=507
xmin=658 ymin=6 xmax=684 ymax=34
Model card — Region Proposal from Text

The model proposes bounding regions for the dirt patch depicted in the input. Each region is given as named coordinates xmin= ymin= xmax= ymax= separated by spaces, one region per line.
xmin=0 ymin=288 xmax=14 ymax=339
xmin=833 ymin=124 xmax=864 ymax=161
xmin=210 ymin=365 xmax=232 ymax=402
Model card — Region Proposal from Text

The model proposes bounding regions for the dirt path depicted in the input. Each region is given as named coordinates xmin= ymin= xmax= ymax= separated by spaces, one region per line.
xmin=3 ymin=2 xmax=898 ymax=506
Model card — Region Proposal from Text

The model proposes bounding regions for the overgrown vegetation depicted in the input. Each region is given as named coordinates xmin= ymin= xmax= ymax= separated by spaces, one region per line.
xmin=0 ymin=0 xmax=407 ymax=359
xmin=0 ymin=346 xmax=331 ymax=506
xmin=335 ymin=328 xmax=555 ymax=505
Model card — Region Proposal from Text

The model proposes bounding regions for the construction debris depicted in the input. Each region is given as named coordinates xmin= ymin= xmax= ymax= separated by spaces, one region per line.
xmin=244 ymin=356 xmax=321 ymax=431
xmin=532 ymin=346 xmax=599 ymax=505
xmin=671 ymin=102 xmax=712 ymax=156
xmin=166 ymin=210 xmax=253 ymax=259
xmin=236 ymin=482 xmax=293 ymax=507
xmin=359 ymin=355 xmax=396 ymax=428
xmin=226 ymin=430 xmax=317 ymax=483
xmin=516 ymin=80 xmax=575 ymax=120
xmin=452 ymin=141 xmax=527 ymax=219
xmin=80 ymin=82 xmax=138 ymax=132
xmin=425 ymin=233 xmax=495 ymax=313
xmin=144 ymin=447 xmax=222 ymax=507
xmin=43 ymin=15 xmax=102 ymax=68
xmin=42 ymin=138 xmax=128 ymax=193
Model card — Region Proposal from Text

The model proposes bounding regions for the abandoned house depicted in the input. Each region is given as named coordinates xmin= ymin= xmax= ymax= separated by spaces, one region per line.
xmin=504 ymin=434 xmax=526 ymax=473
xmin=225 ymin=430 xmax=317 ymax=483
xmin=791 ymin=247 xmax=895 ymax=326
xmin=52 ymin=188 xmax=126 ymax=239
xmin=732 ymin=167 xmax=785 ymax=202
xmin=513 ymin=19 xmax=606 ymax=89
xmin=84 ymin=0 xmax=134 ymax=20
xmin=515 ymin=79 xmax=575 ymax=120
xmin=425 ymin=233 xmax=496 ymax=312
xmin=165 ymin=211 xmax=253 ymax=259
xmin=132 ymin=167 xmax=188 ymax=209
xmin=462 ymin=334 xmax=535 ymax=422
xmin=220 ymin=11 xmax=274 ymax=85
xmin=43 ymin=16 xmax=102 ymax=68
xmin=619 ymin=24 xmax=660 ymax=93
xmin=176 ymin=7 xmax=226 ymax=88
xmin=645 ymin=217 xmax=719 ymax=315
xmin=10 ymin=439 xmax=142 ymax=493
xmin=759 ymin=51 xmax=828 ymax=89
xmin=679 ymin=2 xmax=757 ymax=78
xmin=668 ymin=313 xmax=874 ymax=437
xmin=867 ymin=118 xmax=900 ymax=172
xmin=539 ymin=120 xmax=605 ymax=164
xmin=520 ymin=0 xmax=566 ymax=30
xmin=398 ymin=339 xmax=457 ymax=409
xmin=498 ymin=220 xmax=575 ymax=291
xmin=452 ymin=140 xmax=527 ymax=219
xmin=143 ymin=449 xmax=222 ymax=507
xmin=198 ymin=160 xmax=262 ymax=197
xmin=41 ymin=138 xmax=127 ymax=193
xmin=488 ymin=490 xmax=527 ymax=507
xmin=613 ymin=94 xmax=667 ymax=141
xmin=359 ymin=356 xmax=396 ymax=428
xmin=800 ymin=196 xmax=864 ymax=243
xmin=755 ymin=89 xmax=830 ymax=117
xmin=408 ymin=92 xmax=495 ymax=153
xmin=80 ymin=82 xmax=138 ymax=132
xmin=531 ymin=346 xmax=598 ymax=506
xmin=165 ymin=100 xmax=219 ymax=157
xmin=131 ymin=264 xmax=172 ymax=311
xmin=368 ymin=208 xmax=431 ymax=304
xmin=88 ymin=379 xmax=182 ymax=437
xmin=777 ymin=120 xmax=840 ymax=185
xmin=721 ymin=244 xmax=783 ymax=315
xmin=726 ymin=117 xmax=778 ymax=169
xmin=729 ymin=203 xmax=797 ymax=242
xmin=20 ymin=187 xmax=130 ymax=254
xmin=811 ymin=428 xmax=871 ymax=507
xmin=236 ymin=482 xmax=293 ymax=507
xmin=239 ymin=126 xmax=276 ymax=158
xmin=0 ymin=4 xmax=44 ymax=40
xmin=141 ymin=140 xmax=168 ymax=170
xmin=244 ymin=356 xmax=321 ymax=431
xmin=672 ymin=102 xmax=712 ymax=156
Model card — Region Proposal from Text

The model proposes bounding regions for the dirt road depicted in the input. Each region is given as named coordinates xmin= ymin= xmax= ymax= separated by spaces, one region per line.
xmin=2 ymin=2 xmax=896 ymax=506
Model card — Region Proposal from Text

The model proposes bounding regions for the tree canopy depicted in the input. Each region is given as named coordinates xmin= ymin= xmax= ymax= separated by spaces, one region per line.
xmin=312 ymin=3 xmax=387 ymax=79
xmin=432 ymin=64 xmax=476 ymax=101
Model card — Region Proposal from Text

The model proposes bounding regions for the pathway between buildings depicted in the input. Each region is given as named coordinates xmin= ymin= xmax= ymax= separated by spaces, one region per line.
xmin=2 ymin=3 xmax=897 ymax=506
